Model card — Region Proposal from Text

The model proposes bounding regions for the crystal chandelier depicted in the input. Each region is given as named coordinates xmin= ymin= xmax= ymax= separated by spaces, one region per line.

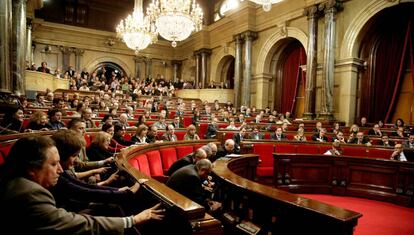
xmin=147 ymin=0 xmax=203 ymax=47
xmin=248 ymin=0 xmax=284 ymax=12
xmin=116 ymin=0 xmax=158 ymax=54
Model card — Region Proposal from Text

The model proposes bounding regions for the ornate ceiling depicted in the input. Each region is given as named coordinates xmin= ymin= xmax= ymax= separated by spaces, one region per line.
xmin=35 ymin=0 xmax=221 ymax=32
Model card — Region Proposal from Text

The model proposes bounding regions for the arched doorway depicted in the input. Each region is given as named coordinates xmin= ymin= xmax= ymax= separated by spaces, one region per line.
xmin=273 ymin=39 xmax=306 ymax=117
xmin=358 ymin=3 xmax=414 ymax=124
xmin=91 ymin=62 xmax=126 ymax=81
xmin=216 ymin=55 xmax=235 ymax=88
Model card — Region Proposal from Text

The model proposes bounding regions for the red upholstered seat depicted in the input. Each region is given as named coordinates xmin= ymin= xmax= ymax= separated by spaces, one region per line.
xmin=146 ymin=150 xmax=164 ymax=176
xmin=175 ymin=132 xmax=186 ymax=140
xmin=128 ymin=156 xmax=140 ymax=169
xmin=367 ymin=148 xmax=393 ymax=159
xmin=83 ymin=134 xmax=92 ymax=148
xmin=253 ymin=143 xmax=275 ymax=177
xmin=160 ymin=148 xmax=178 ymax=174
xmin=264 ymin=132 xmax=271 ymax=139
xmin=223 ymin=132 xmax=235 ymax=141
xmin=176 ymin=146 xmax=193 ymax=159
xmin=136 ymin=154 xmax=151 ymax=176
xmin=275 ymin=144 xmax=296 ymax=153
xmin=198 ymin=123 xmax=208 ymax=138
xmin=342 ymin=147 xmax=368 ymax=157
xmin=183 ymin=116 xmax=193 ymax=127
xmin=0 ymin=142 xmax=13 ymax=159
xmin=296 ymin=145 xmax=320 ymax=154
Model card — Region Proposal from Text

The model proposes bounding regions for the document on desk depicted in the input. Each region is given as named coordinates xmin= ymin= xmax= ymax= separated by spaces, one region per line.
xmin=226 ymin=154 xmax=242 ymax=158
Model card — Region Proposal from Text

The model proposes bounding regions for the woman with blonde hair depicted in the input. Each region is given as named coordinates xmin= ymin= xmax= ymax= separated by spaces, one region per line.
xmin=87 ymin=131 xmax=113 ymax=162
xmin=131 ymin=124 xmax=148 ymax=144
xmin=26 ymin=110 xmax=52 ymax=131
xmin=184 ymin=124 xmax=200 ymax=140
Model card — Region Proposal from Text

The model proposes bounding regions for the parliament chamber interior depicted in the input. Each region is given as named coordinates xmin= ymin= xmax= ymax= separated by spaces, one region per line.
xmin=1 ymin=0 xmax=414 ymax=234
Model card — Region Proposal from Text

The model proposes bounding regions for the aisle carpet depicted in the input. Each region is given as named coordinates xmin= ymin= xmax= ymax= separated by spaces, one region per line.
xmin=300 ymin=194 xmax=414 ymax=235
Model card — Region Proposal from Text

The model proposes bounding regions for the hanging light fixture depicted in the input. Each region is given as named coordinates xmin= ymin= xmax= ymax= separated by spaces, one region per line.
xmin=116 ymin=0 xmax=158 ymax=54
xmin=146 ymin=0 xmax=203 ymax=48
xmin=248 ymin=0 xmax=284 ymax=12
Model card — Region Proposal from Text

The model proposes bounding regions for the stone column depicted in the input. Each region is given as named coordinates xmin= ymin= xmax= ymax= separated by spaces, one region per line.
xmin=59 ymin=46 xmax=72 ymax=71
xmin=303 ymin=5 xmax=320 ymax=120
xmin=200 ymin=48 xmax=212 ymax=89
xmin=194 ymin=52 xmax=201 ymax=88
xmin=145 ymin=57 xmax=152 ymax=79
xmin=318 ymin=0 xmax=342 ymax=120
xmin=233 ymin=34 xmax=244 ymax=108
xmin=11 ymin=0 xmax=27 ymax=95
xmin=134 ymin=56 xmax=143 ymax=79
xmin=74 ymin=48 xmax=84 ymax=72
xmin=242 ymin=31 xmax=257 ymax=107
xmin=25 ymin=19 xmax=33 ymax=68
xmin=171 ymin=60 xmax=182 ymax=83
xmin=0 ymin=0 xmax=12 ymax=93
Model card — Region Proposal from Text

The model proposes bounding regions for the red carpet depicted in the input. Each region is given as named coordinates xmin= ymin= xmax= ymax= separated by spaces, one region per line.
xmin=300 ymin=194 xmax=414 ymax=235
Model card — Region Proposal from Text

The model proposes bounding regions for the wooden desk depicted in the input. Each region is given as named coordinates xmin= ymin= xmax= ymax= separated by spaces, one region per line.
xmin=212 ymin=155 xmax=361 ymax=235
xmin=274 ymin=154 xmax=414 ymax=207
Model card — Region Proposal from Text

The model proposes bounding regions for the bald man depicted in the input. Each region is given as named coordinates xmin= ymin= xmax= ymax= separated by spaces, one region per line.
xmin=167 ymin=148 xmax=207 ymax=176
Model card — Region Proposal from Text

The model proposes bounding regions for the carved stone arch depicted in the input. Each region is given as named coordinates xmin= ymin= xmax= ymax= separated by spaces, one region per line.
xmin=211 ymin=46 xmax=235 ymax=82
xmin=84 ymin=56 xmax=132 ymax=76
xmin=340 ymin=0 xmax=400 ymax=58
xmin=256 ymin=27 xmax=307 ymax=75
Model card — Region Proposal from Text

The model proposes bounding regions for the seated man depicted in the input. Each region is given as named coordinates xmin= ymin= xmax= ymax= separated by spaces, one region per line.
xmin=161 ymin=124 xmax=178 ymax=142
xmin=390 ymin=144 xmax=407 ymax=161
xmin=167 ymin=148 xmax=207 ymax=176
xmin=348 ymin=131 xmax=371 ymax=146
xmin=248 ymin=126 xmax=264 ymax=140
xmin=166 ymin=159 xmax=221 ymax=213
xmin=270 ymin=127 xmax=287 ymax=141
xmin=379 ymin=135 xmax=395 ymax=147
xmin=403 ymin=134 xmax=414 ymax=149
xmin=312 ymin=128 xmax=329 ymax=142
xmin=214 ymin=139 xmax=240 ymax=162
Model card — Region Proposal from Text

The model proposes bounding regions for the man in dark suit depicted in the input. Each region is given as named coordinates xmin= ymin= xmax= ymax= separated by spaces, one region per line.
xmin=390 ymin=144 xmax=407 ymax=161
xmin=403 ymin=134 xmax=414 ymax=149
xmin=378 ymin=135 xmax=395 ymax=147
xmin=37 ymin=61 xmax=51 ymax=73
xmin=270 ymin=127 xmax=287 ymax=141
xmin=206 ymin=117 xmax=218 ymax=139
xmin=166 ymin=159 xmax=221 ymax=212
xmin=311 ymin=128 xmax=329 ymax=142
xmin=232 ymin=127 xmax=247 ymax=150
xmin=368 ymin=124 xmax=383 ymax=136
xmin=214 ymin=139 xmax=240 ymax=162
xmin=167 ymin=148 xmax=207 ymax=176
xmin=248 ymin=126 xmax=265 ymax=140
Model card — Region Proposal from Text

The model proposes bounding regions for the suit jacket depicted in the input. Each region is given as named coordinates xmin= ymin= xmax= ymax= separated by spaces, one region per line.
xmin=368 ymin=129 xmax=382 ymax=136
xmin=0 ymin=177 xmax=124 ymax=235
xmin=166 ymin=165 xmax=208 ymax=208
xmin=403 ymin=140 xmax=414 ymax=149
xmin=167 ymin=154 xmax=194 ymax=176
xmin=205 ymin=124 xmax=217 ymax=139
xmin=270 ymin=133 xmax=287 ymax=141
xmin=311 ymin=134 xmax=329 ymax=142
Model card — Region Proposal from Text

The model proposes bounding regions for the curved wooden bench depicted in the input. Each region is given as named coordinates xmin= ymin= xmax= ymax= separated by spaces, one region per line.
xmin=273 ymin=153 xmax=414 ymax=207
xmin=240 ymin=140 xmax=395 ymax=178
xmin=212 ymin=155 xmax=361 ymax=235
xmin=117 ymin=140 xmax=223 ymax=234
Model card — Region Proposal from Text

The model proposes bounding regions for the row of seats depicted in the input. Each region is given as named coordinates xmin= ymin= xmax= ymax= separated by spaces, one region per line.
xmin=127 ymin=144 xmax=207 ymax=181
xmin=249 ymin=142 xmax=394 ymax=178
